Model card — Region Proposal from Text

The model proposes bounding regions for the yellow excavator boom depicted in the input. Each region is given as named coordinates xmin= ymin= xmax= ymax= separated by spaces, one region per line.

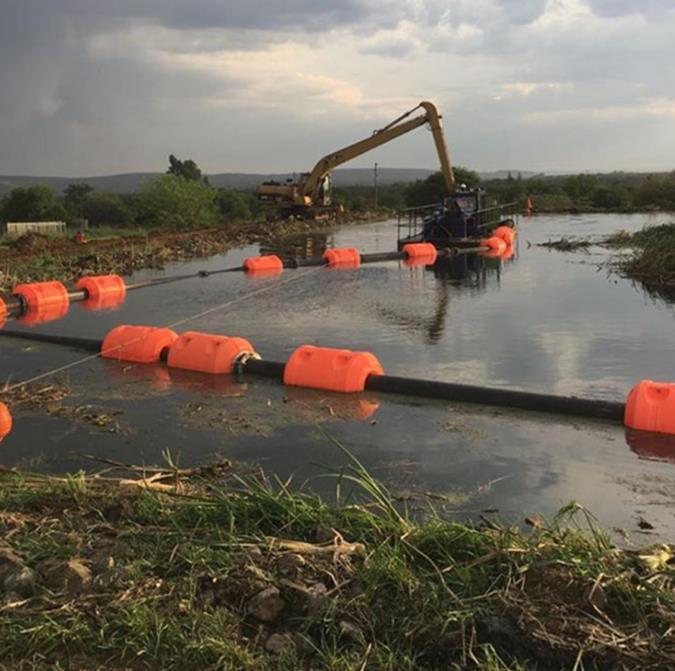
xmin=258 ymin=100 xmax=456 ymax=212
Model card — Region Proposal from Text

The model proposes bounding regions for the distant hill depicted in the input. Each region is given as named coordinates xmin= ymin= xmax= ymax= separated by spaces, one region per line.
xmin=0 ymin=168 xmax=437 ymax=197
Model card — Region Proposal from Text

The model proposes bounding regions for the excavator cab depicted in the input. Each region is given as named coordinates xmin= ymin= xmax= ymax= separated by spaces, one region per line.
xmin=421 ymin=188 xmax=487 ymax=243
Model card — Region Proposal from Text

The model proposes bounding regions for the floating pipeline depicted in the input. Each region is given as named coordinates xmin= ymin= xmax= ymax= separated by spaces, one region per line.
xmin=1 ymin=326 xmax=674 ymax=440
xmin=0 ymin=243 xmax=518 ymax=326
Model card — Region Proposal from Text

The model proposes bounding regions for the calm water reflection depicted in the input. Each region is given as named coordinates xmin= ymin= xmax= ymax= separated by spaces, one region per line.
xmin=2 ymin=213 xmax=675 ymax=537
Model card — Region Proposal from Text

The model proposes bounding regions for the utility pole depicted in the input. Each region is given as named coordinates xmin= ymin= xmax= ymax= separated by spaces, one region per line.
xmin=373 ymin=162 xmax=379 ymax=209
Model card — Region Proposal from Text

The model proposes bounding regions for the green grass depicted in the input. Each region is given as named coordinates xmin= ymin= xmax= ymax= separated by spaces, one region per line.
xmin=0 ymin=465 xmax=673 ymax=671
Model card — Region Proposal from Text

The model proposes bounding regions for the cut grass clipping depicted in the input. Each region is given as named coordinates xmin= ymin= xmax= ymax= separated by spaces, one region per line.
xmin=0 ymin=443 xmax=674 ymax=670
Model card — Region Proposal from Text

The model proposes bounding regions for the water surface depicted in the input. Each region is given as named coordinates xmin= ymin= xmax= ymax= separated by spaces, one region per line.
xmin=2 ymin=213 xmax=674 ymax=539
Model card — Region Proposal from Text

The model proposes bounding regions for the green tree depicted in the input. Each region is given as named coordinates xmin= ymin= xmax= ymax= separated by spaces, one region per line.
xmin=82 ymin=192 xmax=132 ymax=227
xmin=562 ymin=174 xmax=598 ymax=200
xmin=216 ymin=189 xmax=252 ymax=221
xmin=0 ymin=185 xmax=65 ymax=221
xmin=63 ymin=183 xmax=94 ymax=217
xmin=167 ymin=154 xmax=207 ymax=183
xmin=591 ymin=186 xmax=630 ymax=209
xmin=634 ymin=173 xmax=675 ymax=209
xmin=404 ymin=166 xmax=480 ymax=207
xmin=138 ymin=175 xmax=219 ymax=229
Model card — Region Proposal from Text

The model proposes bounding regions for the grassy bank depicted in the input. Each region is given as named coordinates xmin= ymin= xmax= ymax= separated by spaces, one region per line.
xmin=0 ymin=211 xmax=385 ymax=291
xmin=1 ymin=460 xmax=673 ymax=670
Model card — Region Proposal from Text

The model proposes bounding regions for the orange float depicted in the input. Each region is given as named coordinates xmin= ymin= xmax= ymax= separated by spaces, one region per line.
xmin=493 ymin=225 xmax=517 ymax=246
xmin=0 ymin=402 xmax=12 ymax=441
xmin=479 ymin=236 xmax=508 ymax=258
xmin=167 ymin=331 xmax=255 ymax=374
xmin=624 ymin=380 xmax=675 ymax=435
xmin=323 ymin=247 xmax=361 ymax=268
xmin=243 ymin=255 xmax=284 ymax=276
xmin=13 ymin=281 xmax=69 ymax=312
xmin=75 ymin=275 xmax=127 ymax=304
xmin=101 ymin=325 xmax=178 ymax=363
xmin=402 ymin=243 xmax=438 ymax=265
xmin=500 ymin=244 xmax=515 ymax=261
xmin=284 ymin=344 xmax=383 ymax=393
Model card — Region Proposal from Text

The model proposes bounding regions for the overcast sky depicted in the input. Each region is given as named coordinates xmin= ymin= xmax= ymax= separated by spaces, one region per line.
xmin=1 ymin=0 xmax=674 ymax=176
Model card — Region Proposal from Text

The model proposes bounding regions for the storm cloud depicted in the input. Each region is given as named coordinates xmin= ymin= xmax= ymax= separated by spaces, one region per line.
xmin=1 ymin=0 xmax=673 ymax=175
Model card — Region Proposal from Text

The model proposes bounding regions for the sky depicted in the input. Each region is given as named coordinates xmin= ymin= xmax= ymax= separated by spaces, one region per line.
xmin=1 ymin=0 xmax=674 ymax=176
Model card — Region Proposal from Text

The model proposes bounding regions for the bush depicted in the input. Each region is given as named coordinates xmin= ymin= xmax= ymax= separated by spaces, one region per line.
xmin=82 ymin=193 xmax=132 ymax=227
xmin=216 ymin=189 xmax=252 ymax=222
xmin=138 ymin=175 xmax=219 ymax=229
xmin=0 ymin=185 xmax=66 ymax=222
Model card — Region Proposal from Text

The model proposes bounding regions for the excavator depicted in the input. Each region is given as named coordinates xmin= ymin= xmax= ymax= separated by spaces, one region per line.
xmin=257 ymin=101 xmax=456 ymax=219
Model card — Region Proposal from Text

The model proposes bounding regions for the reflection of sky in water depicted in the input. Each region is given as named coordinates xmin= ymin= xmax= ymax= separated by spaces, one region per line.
xmin=1 ymin=213 xmax=675 ymax=537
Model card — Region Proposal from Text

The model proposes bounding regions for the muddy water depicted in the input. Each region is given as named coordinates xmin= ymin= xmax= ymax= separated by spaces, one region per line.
xmin=2 ymin=213 xmax=675 ymax=539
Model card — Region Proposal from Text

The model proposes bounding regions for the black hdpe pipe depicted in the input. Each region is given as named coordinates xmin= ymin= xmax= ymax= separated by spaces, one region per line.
xmin=0 ymin=329 xmax=626 ymax=423
xmin=1 ymin=249 xmax=445 ymax=319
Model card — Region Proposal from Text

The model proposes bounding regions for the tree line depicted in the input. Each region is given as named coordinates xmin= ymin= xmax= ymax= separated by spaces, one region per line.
xmin=0 ymin=155 xmax=259 ymax=231
xmin=402 ymin=169 xmax=675 ymax=211
xmin=3 ymin=157 xmax=675 ymax=230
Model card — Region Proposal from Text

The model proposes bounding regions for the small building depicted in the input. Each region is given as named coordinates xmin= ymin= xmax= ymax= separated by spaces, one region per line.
xmin=1 ymin=221 xmax=67 ymax=236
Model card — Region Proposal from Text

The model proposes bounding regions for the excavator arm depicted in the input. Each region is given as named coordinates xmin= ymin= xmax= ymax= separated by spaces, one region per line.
xmin=301 ymin=101 xmax=456 ymax=200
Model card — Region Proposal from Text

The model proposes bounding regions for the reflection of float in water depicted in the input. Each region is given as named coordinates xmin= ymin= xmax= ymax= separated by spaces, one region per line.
xmin=625 ymin=428 xmax=675 ymax=464
xmin=283 ymin=387 xmax=380 ymax=422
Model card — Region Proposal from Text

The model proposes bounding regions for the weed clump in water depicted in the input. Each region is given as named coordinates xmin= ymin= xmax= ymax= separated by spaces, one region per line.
xmin=606 ymin=223 xmax=675 ymax=291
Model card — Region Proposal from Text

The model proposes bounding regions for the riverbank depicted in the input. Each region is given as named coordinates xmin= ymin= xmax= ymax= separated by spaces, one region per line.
xmin=1 ymin=461 xmax=673 ymax=671
xmin=0 ymin=211 xmax=387 ymax=291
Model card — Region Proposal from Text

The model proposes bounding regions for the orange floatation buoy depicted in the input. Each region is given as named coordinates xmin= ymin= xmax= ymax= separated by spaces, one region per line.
xmin=493 ymin=225 xmax=517 ymax=247
xmin=13 ymin=281 xmax=69 ymax=311
xmin=479 ymin=236 xmax=508 ymax=258
xmin=0 ymin=402 xmax=12 ymax=442
xmin=625 ymin=380 xmax=675 ymax=435
xmin=243 ymin=255 xmax=284 ymax=276
xmin=402 ymin=242 xmax=438 ymax=266
xmin=167 ymin=331 xmax=256 ymax=375
xmin=284 ymin=344 xmax=383 ymax=393
xmin=101 ymin=325 xmax=178 ymax=364
xmin=323 ymin=247 xmax=361 ymax=268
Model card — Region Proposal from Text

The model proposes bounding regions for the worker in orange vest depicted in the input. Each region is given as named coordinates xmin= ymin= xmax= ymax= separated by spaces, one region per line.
xmin=525 ymin=196 xmax=534 ymax=215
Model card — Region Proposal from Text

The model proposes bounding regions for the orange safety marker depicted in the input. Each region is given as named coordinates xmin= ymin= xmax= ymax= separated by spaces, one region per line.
xmin=243 ymin=255 xmax=284 ymax=276
xmin=479 ymin=236 xmax=508 ymax=258
xmin=284 ymin=344 xmax=383 ymax=393
xmin=167 ymin=331 xmax=256 ymax=375
xmin=625 ymin=380 xmax=675 ymax=435
xmin=323 ymin=247 xmax=361 ymax=268
xmin=402 ymin=242 xmax=438 ymax=265
xmin=0 ymin=297 xmax=6 ymax=329
xmin=101 ymin=325 xmax=178 ymax=364
xmin=13 ymin=281 xmax=69 ymax=312
xmin=493 ymin=225 xmax=517 ymax=247
xmin=0 ymin=402 xmax=12 ymax=441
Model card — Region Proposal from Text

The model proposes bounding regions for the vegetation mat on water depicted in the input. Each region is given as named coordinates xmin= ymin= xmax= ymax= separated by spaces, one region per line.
xmin=606 ymin=223 xmax=675 ymax=291
xmin=0 ymin=461 xmax=674 ymax=671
